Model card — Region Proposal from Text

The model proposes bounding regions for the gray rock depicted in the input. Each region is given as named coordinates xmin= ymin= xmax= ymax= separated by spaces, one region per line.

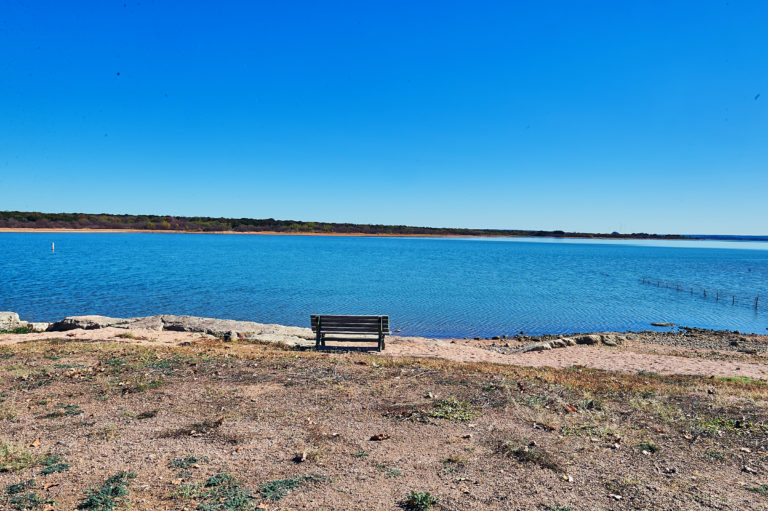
xmin=575 ymin=334 xmax=601 ymax=345
xmin=550 ymin=339 xmax=566 ymax=348
xmin=114 ymin=316 xmax=165 ymax=331
xmin=43 ymin=313 xmax=316 ymax=347
xmin=561 ymin=337 xmax=576 ymax=346
xmin=47 ymin=315 xmax=123 ymax=331
xmin=0 ymin=312 xmax=21 ymax=331
xmin=522 ymin=341 xmax=553 ymax=352
xmin=601 ymin=334 xmax=626 ymax=346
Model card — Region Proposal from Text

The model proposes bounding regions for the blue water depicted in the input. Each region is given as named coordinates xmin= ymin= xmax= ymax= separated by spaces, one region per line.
xmin=1 ymin=233 xmax=767 ymax=337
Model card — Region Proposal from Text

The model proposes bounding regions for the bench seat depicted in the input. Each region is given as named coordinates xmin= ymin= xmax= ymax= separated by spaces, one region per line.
xmin=310 ymin=314 xmax=390 ymax=351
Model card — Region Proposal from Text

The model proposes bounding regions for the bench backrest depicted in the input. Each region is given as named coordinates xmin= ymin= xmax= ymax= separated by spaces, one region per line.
xmin=311 ymin=315 xmax=390 ymax=335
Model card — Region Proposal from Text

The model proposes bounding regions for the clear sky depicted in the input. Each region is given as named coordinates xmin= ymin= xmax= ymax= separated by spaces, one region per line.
xmin=1 ymin=1 xmax=766 ymax=234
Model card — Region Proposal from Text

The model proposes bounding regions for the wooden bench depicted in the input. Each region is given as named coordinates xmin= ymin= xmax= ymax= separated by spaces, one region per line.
xmin=310 ymin=315 xmax=390 ymax=351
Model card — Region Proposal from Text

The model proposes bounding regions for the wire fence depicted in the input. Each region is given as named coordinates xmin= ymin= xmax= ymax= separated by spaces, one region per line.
xmin=640 ymin=276 xmax=765 ymax=314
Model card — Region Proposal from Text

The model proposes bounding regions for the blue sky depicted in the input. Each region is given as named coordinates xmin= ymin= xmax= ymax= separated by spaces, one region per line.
xmin=1 ymin=1 xmax=766 ymax=234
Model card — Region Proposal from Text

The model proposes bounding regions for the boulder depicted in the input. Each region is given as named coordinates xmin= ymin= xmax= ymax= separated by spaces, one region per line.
xmin=575 ymin=334 xmax=601 ymax=345
xmin=28 ymin=322 xmax=50 ymax=332
xmin=561 ymin=337 xmax=576 ymax=346
xmin=550 ymin=339 xmax=566 ymax=348
xmin=0 ymin=312 xmax=22 ymax=331
xmin=47 ymin=315 xmax=123 ymax=331
xmin=601 ymin=334 xmax=626 ymax=346
xmin=521 ymin=341 xmax=553 ymax=353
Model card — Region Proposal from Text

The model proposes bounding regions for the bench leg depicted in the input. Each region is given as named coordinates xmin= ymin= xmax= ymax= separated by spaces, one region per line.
xmin=379 ymin=335 xmax=384 ymax=351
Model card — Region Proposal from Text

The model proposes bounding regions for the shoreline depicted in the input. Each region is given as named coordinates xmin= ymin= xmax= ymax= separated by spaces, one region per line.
xmin=2 ymin=312 xmax=767 ymax=380
xmin=0 ymin=227 xmax=691 ymax=241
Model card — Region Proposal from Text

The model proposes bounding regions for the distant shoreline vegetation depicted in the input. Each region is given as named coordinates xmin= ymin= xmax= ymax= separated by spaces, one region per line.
xmin=0 ymin=210 xmax=690 ymax=239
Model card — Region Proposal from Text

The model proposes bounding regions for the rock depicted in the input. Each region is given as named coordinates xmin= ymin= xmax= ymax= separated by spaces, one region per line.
xmin=601 ymin=334 xmax=626 ymax=346
xmin=28 ymin=322 xmax=50 ymax=332
xmin=651 ymin=322 xmax=675 ymax=327
xmin=224 ymin=330 xmax=239 ymax=342
xmin=522 ymin=341 xmax=552 ymax=353
xmin=549 ymin=339 xmax=566 ymax=348
xmin=0 ymin=311 xmax=21 ymax=330
xmin=116 ymin=316 xmax=165 ymax=331
xmin=575 ymin=334 xmax=601 ymax=345
xmin=561 ymin=337 xmax=576 ymax=346
xmin=47 ymin=315 xmax=122 ymax=331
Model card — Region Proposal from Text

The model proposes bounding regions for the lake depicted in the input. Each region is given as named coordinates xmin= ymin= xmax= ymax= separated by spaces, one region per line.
xmin=1 ymin=233 xmax=767 ymax=338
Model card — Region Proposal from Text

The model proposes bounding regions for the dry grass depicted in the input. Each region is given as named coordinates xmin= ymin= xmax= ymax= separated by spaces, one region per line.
xmin=0 ymin=338 xmax=766 ymax=510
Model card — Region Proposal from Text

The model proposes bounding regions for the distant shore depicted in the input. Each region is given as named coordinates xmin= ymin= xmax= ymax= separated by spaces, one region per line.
xmin=0 ymin=227 xmax=691 ymax=241
xmin=0 ymin=210 xmax=692 ymax=240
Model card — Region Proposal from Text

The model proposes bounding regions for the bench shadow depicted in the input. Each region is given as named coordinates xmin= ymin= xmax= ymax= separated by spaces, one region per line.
xmin=316 ymin=344 xmax=382 ymax=352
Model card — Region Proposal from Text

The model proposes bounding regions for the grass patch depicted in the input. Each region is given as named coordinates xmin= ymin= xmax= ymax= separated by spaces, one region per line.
xmin=714 ymin=376 xmax=765 ymax=385
xmin=6 ymin=479 xmax=35 ymax=495
xmin=259 ymin=474 xmax=326 ymax=501
xmin=403 ymin=490 xmax=438 ymax=510
xmin=0 ymin=327 xmax=34 ymax=334
xmin=194 ymin=473 xmax=256 ymax=510
xmin=40 ymin=454 xmax=70 ymax=475
xmin=704 ymin=449 xmax=725 ymax=461
xmin=0 ymin=441 xmax=34 ymax=472
xmin=77 ymin=471 xmax=136 ymax=510
xmin=7 ymin=493 xmax=42 ymax=510
xmin=41 ymin=403 xmax=83 ymax=419
xmin=695 ymin=416 xmax=768 ymax=436
xmin=169 ymin=455 xmax=208 ymax=469
xmin=637 ymin=441 xmax=660 ymax=454
xmin=136 ymin=410 xmax=157 ymax=419
xmin=747 ymin=484 xmax=768 ymax=496
xmin=428 ymin=398 xmax=475 ymax=422
xmin=495 ymin=440 xmax=562 ymax=472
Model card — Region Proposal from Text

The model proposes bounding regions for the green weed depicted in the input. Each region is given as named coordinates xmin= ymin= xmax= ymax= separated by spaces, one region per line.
xmin=259 ymin=474 xmax=326 ymax=501
xmin=77 ymin=471 xmax=136 ymax=510
xmin=429 ymin=398 xmax=475 ymax=422
xmin=747 ymin=484 xmax=768 ymax=496
xmin=403 ymin=490 xmax=438 ymax=510
xmin=637 ymin=442 xmax=660 ymax=454
xmin=40 ymin=454 xmax=70 ymax=474
xmin=0 ymin=442 xmax=34 ymax=472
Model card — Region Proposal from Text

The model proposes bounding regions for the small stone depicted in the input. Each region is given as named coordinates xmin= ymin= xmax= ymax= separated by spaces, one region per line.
xmin=462 ymin=434 xmax=472 ymax=439
xmin=743 ymin=466 xmax=757 ymax=474
xmin=740 ymin=447 xmax=752 ymax=453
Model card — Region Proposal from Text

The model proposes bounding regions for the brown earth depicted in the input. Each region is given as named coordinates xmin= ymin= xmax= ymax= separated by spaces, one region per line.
xmin=1 ymin=331 xmax=767 ymax=510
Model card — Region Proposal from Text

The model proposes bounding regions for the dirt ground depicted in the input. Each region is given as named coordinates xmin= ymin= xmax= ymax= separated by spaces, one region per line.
xmin=1 ymin=331 xmax=768 ymax=510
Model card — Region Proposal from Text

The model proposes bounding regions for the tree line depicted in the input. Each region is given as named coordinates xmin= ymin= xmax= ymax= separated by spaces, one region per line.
xmin=0 ymin=210 xmax=687 ymax=239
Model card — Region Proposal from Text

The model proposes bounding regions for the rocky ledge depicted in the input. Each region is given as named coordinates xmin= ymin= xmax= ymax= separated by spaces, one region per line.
xmin=1 ymin=312 xmax=315 ymax=347
xmin=516 ymin=333 xmax=626 ymax=353
xmin=0 ymin=311 xmax=50 ymax=332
